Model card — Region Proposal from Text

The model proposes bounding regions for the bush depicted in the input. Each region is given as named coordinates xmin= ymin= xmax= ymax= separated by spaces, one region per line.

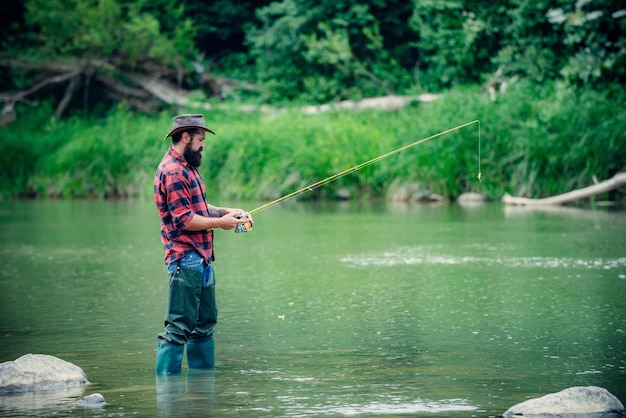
xmin=1 ymin=82 xmax=624 ymax=203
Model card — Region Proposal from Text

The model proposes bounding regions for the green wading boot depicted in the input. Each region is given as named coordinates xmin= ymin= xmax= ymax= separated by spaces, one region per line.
xmin=186 ymin=338 xmax=215 ymax=369
xmin=156 ymin=341 xmax=184 ymax=375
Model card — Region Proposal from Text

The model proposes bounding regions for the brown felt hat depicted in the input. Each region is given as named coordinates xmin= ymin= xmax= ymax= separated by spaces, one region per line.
xmin=163 ymin=114 xmax=216 ymax=140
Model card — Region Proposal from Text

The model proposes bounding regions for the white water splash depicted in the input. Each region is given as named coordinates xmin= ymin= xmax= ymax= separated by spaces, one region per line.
xmin=340 ymin=246 xmax=626 ymax=271
xmin=327 ymin=398 xmax=478 ymax=415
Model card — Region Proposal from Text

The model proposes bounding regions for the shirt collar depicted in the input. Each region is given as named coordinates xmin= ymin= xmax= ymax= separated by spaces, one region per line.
xmin=168 ymin=146 xmax=188 ymax=167
xmin=168 ymin=146 xmax=202 ymax=174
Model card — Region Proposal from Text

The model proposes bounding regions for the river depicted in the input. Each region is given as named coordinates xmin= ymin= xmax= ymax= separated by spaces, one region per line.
xmin=0 ymin=199 xmax=625 ymax=417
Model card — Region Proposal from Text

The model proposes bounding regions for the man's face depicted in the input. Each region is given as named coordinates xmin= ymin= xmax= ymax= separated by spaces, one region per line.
xmin=183 ymin=132 xmax=205 ymax=168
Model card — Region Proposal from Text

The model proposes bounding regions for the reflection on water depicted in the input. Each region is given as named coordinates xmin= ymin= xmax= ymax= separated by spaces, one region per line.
xmin=0 ymin=386 xmax=87 ymax=415
xmin=0 ymin=200 xmax=625 ymax=417
xmin=156 ymin=368 xmax=478 ymax=416
xmin=156 ymin=371 xmax=217 ymax=417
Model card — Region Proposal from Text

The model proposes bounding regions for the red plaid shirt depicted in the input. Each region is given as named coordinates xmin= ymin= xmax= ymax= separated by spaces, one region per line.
xmin=154 ymin=147 xmax=214 ymax=265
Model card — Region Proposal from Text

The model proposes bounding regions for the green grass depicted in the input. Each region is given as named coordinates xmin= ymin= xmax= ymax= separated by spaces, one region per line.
xmin=1 ymin=81 xmax=624 ymax=203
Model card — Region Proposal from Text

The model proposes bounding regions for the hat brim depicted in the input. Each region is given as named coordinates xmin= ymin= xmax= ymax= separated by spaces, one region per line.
xmin=163 ymin=126 xmax=216 ymax=140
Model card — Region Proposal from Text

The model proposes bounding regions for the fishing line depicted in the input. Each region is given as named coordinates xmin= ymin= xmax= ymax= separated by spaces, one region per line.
xmin=235 ymin=119 xmax=481 ymax=232
xmin=477 ymin=119 xmax=482 ymax=182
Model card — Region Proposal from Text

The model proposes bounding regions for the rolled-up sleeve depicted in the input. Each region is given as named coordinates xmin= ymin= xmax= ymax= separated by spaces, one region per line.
xmin=166 ymin=172 xmax=194 ymax=230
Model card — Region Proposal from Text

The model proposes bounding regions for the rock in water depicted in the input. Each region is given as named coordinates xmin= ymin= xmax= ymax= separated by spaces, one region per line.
xmin=0 ymin=354 xmax=89 ymax=393
xmin=503 ymin=386 xmax=625 ymax=417
xmin=457 ymin=192 xmax=486 ymax=203
xmin=76 ymin=392 xmax=106 ymax=407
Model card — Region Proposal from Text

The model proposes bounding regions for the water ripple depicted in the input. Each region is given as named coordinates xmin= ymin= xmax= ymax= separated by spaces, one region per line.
xmin=341 ymin=247 xmax=626 ymax=271
xmin=325 ymin=398 xmax=478 ymax=415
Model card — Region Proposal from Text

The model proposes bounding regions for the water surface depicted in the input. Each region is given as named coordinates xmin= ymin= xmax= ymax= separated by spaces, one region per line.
xmin=1 ymin=199 xmax=625 ymax=417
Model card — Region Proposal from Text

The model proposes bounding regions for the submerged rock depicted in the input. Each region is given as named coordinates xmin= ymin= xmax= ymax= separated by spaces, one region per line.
xmin=503 ymin=386 xmax=625 ymax=417
xmin=76 ymin=392 xmax=106 ymax=407
xmin=336 ymin=187 xmax=351 ymax=200
xmin=0 ymin=354 xmax=89 ymax=393
xmin=457 ymin=192 xmax=486 ymax=206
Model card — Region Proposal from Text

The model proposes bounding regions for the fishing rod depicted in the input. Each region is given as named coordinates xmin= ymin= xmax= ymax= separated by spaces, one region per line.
xmin=235 ymin=119 xmax=481 ymax=232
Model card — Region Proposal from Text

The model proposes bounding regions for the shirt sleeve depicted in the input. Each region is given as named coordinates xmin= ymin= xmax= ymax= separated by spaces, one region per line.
xmin=165 ymin=170 xmax=195 ymax=230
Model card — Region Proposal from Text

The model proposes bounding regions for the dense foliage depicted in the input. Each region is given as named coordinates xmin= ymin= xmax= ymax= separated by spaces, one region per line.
xmin=0 ymin=0 xmax=624 ymax=202
xmin=1 ymin=82 xmax=624 ymax=203
xmin=1 ymin=0 xmax=624 ymax=104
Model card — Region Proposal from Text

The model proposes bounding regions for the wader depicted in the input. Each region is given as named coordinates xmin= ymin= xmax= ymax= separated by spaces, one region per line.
xmin=156 ymin=251 xmax=217 ymax=374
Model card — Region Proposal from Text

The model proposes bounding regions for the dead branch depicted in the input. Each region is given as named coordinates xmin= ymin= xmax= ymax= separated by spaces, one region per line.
xmin=502 ymin=172 xmax=626 ymax=205
xmin=200 ymin=74 xmax=260 ymax=99
xmin=0 ymin=59 xmax=193 ymax=120
xmin=97 ymin=73 xmax=152 ymax=100
xmin=127 ymin=73 xmax=211 ymax=110
xmin=1 ymin=102 xmax=16 ymax=126
xmin=0 ymin=67 xmax=83 ymax=124
xmin=97 ymin=74 xmax=158 ymax=113
xmin=0 ymin=68 xmax=82 ymax=103
xmin=127 ymin=73 xmax=187 ymax=104
xmin=55 ymin=74 xmax=81 ymax=118
xmin=0 ymin=58 xmax=77 ymax=73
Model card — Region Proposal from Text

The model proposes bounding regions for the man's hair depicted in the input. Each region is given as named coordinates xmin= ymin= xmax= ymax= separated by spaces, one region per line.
xmin=172 ymin=128 xmax=201 ymax=144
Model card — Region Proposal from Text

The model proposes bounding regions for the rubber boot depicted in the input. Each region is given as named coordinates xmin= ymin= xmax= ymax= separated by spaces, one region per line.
xmin=156 ymin=341 xmax=184 ymax=375
xmin=186 ymin=338 xmax=215 ymax=369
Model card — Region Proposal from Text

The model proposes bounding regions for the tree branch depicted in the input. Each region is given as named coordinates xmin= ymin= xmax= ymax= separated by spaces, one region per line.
xmin=54 ymin=74 xmax=82 ymax=118
xmin=0 ymin=68 xmax=82 ymax=103
xmin=502 ymin=172 xmax=626 ymax=205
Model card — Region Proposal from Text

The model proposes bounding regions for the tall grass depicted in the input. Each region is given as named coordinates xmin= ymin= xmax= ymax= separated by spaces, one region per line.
xmin=1 ymin=81 xmax=624 ymax=202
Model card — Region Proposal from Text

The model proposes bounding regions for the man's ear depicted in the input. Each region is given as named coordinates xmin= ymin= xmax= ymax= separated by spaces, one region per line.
xmin=182 ymin=131 xmax=191 ymax=144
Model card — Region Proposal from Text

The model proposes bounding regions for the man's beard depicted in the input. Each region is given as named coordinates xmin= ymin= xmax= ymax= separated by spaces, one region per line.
xmin=184 ymin=143 xmax=202 ymax=167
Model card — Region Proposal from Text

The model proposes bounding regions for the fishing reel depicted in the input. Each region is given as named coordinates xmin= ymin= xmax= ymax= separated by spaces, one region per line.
xmin=235 ymin=213 xmax=253 ymax=233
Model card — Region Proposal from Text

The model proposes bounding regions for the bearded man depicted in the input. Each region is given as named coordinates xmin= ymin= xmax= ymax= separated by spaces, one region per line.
xmin=153 ymin=114 xmax=253 ymax=374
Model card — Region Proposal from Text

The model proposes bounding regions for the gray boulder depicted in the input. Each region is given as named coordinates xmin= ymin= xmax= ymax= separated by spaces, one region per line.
xmin=503 ymin=386 xmax=625 ymax=417
xmin=0 ymin=354 xmax=89 ymax=393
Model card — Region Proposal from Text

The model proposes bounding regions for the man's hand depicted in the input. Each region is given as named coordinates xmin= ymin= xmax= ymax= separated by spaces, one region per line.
xmin=221 ymin=208 xmax=254 ymax=231
xmin=219 ymin=211 xmax=243 ymax=230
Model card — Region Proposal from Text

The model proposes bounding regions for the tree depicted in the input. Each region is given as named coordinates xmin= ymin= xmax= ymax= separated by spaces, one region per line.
xmin=246 ymin=0 xmax=416 ymax=102
xmin=0 ymin=0 xmax=198 ymax=121
xmin=545 ymin=0 xmax=626 ymax=90
xmin=1 ymin=0 xmax=623 ymax=117
xmin=408 ymin=0 xmax=562 ymax=88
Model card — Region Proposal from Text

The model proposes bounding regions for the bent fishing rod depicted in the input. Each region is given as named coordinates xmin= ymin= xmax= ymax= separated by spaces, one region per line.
xmin=235 ymin=119 xmax=481 ymax=233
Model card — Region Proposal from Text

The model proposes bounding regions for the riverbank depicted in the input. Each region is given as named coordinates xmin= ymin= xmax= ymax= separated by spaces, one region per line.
xmin=1 ymin=81 xmax=624 ymax=204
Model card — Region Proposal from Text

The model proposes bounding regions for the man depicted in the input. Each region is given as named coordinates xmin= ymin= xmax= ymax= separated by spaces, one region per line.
xmin=154 ymin=114 xmax=253 ymax=375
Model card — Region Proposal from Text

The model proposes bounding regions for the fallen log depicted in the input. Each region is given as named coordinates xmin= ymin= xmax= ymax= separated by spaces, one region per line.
xmin=127 ymin=73 xmax=211 ymax=110
xmin=502 ymin=172 xmax=626 ymax=205
xmin=302 ymin=94 xmax=442 ymax=114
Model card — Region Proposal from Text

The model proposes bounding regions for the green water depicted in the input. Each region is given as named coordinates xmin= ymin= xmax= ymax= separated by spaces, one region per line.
xmin=0 ymin=199 xmax=625 ymax=417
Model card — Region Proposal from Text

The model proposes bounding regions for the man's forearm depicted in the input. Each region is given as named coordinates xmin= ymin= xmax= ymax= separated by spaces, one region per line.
xmin=207 ymin=205 xmax=228 ymax=218
xmin=183 ymin=207 xmax=247 ymax=231
xmin=183 ymin=213 xmax=228 ymax=231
